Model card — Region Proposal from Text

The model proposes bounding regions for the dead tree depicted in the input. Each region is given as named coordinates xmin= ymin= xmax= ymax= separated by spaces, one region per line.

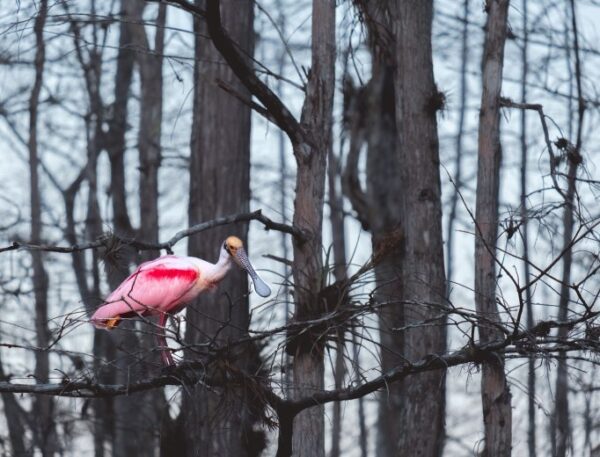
xmin=446 ymin=0 xmax=470 ymax=301
xmin=92 ymin=2 xmax=167 ymax=455
xmin=67 ymin=5 xmax=113 ymax=454
xmin=136 ymin=2 xmax=166 ymax=263
xmin=181 ymin=1 xmax=260 ymax=456
xmin=327 ymin=113 xmax=349 ymax=457
xmin=474 ymin=1 xmax=512 ymax=455
xmin=553 ymin=1 xmax=584 ymax=455
xmin=169 ymin=0 xmax=336 ymax=454
xmin=518 ymin=1 xmax=536 ymax=456
xmin=28 ymin=1 xmax=59 ymax=455
xmin=344 ymin=1 xmax=447 ymax=454
xmin=0 ymin=342 xmax=31 ymax=455
xmin=388 ymin=2 xmax=448 ymax=454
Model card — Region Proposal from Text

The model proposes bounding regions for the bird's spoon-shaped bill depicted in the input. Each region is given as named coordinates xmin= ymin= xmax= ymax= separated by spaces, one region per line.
xmin=235 ymin=248 xmax=272 ymax=297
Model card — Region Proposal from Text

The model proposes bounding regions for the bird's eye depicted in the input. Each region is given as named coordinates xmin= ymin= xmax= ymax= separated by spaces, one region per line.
xmin=223 ymin=243 xmax=228 ymax=251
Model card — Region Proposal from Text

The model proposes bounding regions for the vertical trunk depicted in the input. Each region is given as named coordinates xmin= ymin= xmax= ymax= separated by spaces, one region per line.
xmin=0 ymin=351 xmax=31 ymax=456
xmin=183 ymin=1 xmax=258 ymax=456
xmin=105 ymin=0 xmax=137 ymax=239
xmin=64 ymin=173 xmax=89 ymax=305
xmin=352 ymin=331 xmax=368 ymax=457
xmin=290 ymin=2 xmax=335 ymax=456
xmin=553 ymin=165 xmax=576 ymax=457
xmin=130 ymin=5 xmax=171 ymax=457
xmin=137 ymin=2 xmax=166 ymax=261
xmin=519 ymin=2 xmax=536 ymax=456
xmin=275 ymin=1 xmax=292 ymax=398
xmin=81 ymin=4 xmax=135 ymax=455
xmin=103 ymin=3 xmax=159 ymax=457
xmin=71 ymin=12 xmax=115 ymax=451
xmin=199 ymin=0 xmax=334 ymax=454
xmin=28 ymin=2 xmax=58 ymax=455
xmin=347 ymin=3 xmax=447 ymax=454
xmin=68 ymin=10 xmax=114 ymax=448
xmin=327 ymin=146 xmax=348 ymax=457
xmin=347 ymin=6 xmax=403 ymax=455
xmin=474 ymin=1 xmax=511 ymax=456
xmin=554 ymin=1 xmax=583 ymax=455
xmin=387 ymin=2 xmax=447 ymax=455
xmin=446 ymin=0 xmax=470 ymax=300
xmin=84 ymin=49 xmax=111 ymax=457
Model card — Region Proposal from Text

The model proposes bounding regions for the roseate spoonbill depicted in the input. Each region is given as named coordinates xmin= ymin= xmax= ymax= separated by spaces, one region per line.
xmin=91 ymin=236 xmax=271 ymax=366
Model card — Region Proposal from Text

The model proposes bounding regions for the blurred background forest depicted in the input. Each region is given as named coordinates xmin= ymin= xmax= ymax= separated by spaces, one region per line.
xmin=0 ymin=0 xmax=600 ymax=456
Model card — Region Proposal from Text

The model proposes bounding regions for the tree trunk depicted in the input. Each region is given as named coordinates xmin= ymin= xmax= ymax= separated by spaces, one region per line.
xmin=28 ymin=2 xmax=59 ymax=455
xmin=274 ymin=0 xmax=292 ymax=399
xmin=352 ymin=331 xmax=368 ymax=457
xmin=474 ymin=1 xmax=512 ymax=455
xmin=102 ymin=3 xmax=161 ymax=456
xmin=131 ymin=4 xmax=172 ymax=457
xmin=387 ymin=2 xmax=447 ymax=455
xmin=137 ymin=2 xmax=166 ymax=262
xmin=553 ymin=1 xmax=584 ymax=454
xmin=344 ymin=3 xmax=447 ymax=454
xmin=327 ymin=140 xmax=348 ymax=457
xmin=66 ymin=7 xmax=115 ymax=454
xmin=446 ymin=0 xmax=470 ymax=300
xmin=553 ymin=163 xmax=576 ymax=457
xmin=197 ymin=0 xmax=335 ymax=453
xmin=289 ymin=2 xmax=335 ymax=456
xmin=105 ymin=0 xmax=137 ymax=239
xmin=519 ymin=2 xmax=536 ymax=456
xmin=0 ymin=351 xmax=31 ymax=456
xmin=182 ymin=1 xmax=259 ymax=456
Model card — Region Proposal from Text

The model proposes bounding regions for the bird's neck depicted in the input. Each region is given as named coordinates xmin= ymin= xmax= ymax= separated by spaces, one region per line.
xmin=207 ymin=255 xmax=233 ymax=284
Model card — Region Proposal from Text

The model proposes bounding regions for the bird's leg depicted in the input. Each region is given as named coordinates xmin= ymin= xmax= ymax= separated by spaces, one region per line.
xmin=157 ymin=313 xmax=175 ymax=366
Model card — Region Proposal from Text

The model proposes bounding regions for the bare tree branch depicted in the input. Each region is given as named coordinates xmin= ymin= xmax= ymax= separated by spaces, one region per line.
xmin=500 ymin=97 xmax=567 ymax=200
xmin=165 ymin=0 xmax=306 ymax=148
xmin=0 ymin=210 xmax=306 ymax=255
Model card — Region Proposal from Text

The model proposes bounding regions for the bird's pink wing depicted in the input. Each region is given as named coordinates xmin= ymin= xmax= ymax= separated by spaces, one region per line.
xmin=91 ymin=256 xmax=199 ymax=328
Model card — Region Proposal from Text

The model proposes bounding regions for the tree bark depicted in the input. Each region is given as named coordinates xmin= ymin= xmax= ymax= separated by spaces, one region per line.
xmin=344 ymin=2 xmax=447 ymax=455
xmin=519 ymin=2 xmax=536 ymax=456
xmin=274 ymin=0 xmax=292 ymax=399
xmin=289 ymin=2 xmax=335 ymax=456
xmin=28 ymin=2 xmax=59 ymax=455
xmin=0 ymin=351 xmax=31 ymax=456
xmin=102 ymin=3 xmax=162 ymax=456
xmin=66 ymin=7 xmax=113 ymax=453
xmin=553 ymin=1 xmax=584 ymax=454
xmin=131 ymin=4 xmax=172 ymax=457
xmin=553 ymin=162 xmax=576 ymax=457
xmin=327 ymin=140 xmax=348 ymax=457
xmin=105 ymin=1 xmax=137 ymax=239
xmin=387 ymin=2 xmax=447 ymax=455
xmin=182 ymin=1 xmax=260 ymax=456
xmin=342 ymin=5 xmax=401 ymax=454
xmin=446 ymin=0 xmax=470 ymax=300
xmin=474 ymin=1 xmax=512 ymax=455
xmin=67 ymin=4 xmax=120 ymax=454
xmin=196 ymin=0 xmax=335 ymax=454
xmin=136 ymin=2 xmax=166 ymax=262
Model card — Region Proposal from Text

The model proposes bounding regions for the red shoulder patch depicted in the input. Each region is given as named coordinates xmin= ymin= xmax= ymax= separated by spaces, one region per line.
xmin=145 ymin=268 xmax=198 ymax=282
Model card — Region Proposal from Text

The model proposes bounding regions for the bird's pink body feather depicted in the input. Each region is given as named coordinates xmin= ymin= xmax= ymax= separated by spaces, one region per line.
xmin=90 ymin=239 xmax=270 ymax=366
xmin=91 ymin=255 xmax=222 ymax=328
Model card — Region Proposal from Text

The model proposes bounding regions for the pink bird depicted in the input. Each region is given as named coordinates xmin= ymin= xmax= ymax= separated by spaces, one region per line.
xmin=91 ymin=236 xmax=271 ymax=366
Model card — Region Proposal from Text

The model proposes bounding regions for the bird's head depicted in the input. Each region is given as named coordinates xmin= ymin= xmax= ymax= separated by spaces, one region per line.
xmin=222 ymin=236 xmax=271 ymax=297
xmin=223 ymin=235 xmax=243 ymax=257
